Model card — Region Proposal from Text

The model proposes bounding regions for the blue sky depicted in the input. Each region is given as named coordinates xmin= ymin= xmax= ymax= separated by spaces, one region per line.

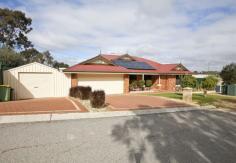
xmin=0 ymin=0 xmax=236 ymax=71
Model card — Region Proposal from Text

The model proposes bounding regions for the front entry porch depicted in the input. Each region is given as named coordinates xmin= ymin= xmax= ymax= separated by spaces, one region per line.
xmin=125 ymin=74 xmax=178 ymax=93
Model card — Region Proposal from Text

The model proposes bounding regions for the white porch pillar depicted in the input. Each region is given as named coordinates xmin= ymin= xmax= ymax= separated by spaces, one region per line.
xmin=142 ymin=74 xmax=144 ymax=80
xmin=157 ymin=75 xmax=161 ymax=86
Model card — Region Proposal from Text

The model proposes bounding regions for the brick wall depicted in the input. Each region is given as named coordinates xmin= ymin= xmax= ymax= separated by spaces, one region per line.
xmin=71 ymin=74 xmax=78 ymax=87
xmin=151 ymin=75 xmax=158 ymax=89
xmin=123 ymin=74 xmax=129 ymax=93
xmin=159 ymin=75 xmax=176 ymax=91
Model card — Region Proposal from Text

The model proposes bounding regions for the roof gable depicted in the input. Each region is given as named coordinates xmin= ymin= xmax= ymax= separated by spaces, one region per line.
xmin=171 ymin=64 xmax=188 ymax=71
xmin=80 ymin=55 xmax=115 ymax=65
xmin=115 ymin=54 xmax=136 ymax=61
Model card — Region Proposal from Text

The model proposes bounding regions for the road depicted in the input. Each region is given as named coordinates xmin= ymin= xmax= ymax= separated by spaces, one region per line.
xmin=0 ymin=110 xmax=235 ymax=163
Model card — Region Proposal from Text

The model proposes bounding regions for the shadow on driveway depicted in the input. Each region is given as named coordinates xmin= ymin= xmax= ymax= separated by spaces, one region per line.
xmin=111 ymin=110 xmax=236 ymax=163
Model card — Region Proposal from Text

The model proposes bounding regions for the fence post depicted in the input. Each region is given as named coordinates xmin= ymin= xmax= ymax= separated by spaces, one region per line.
xmin=0 ymin=62 xmax=3 ymax=85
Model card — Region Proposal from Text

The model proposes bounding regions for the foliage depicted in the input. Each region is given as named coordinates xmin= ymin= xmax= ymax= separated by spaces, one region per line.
xmin=0 ymin=8 xmax=33 ymax=49
xmin=0 ymin=47 xmax=24 ymax=69
xmin=220 ymin=63 xmax=236 ymax=84
xmin=20 ymin=48 xmax=57 ymax=66
xmin=129 ymin=80 xmax=138 ymax=90
xmin=69 ymin=86 xmax=92 ymax=100
xmin=69 ymin=86 xmax=82 ymax=98
xmin=202 ymin=76 xmax=218 ymax=90
xmin=0 ymin=47 xmax=69 ymax=70
xmin=138 ymin=80 xmax=145 ymax=88
xmin=90 ymin=90 xmax=105 ymax=108
xmin=180 ymin=75 xmax=197 ymax=88
xmin=79 ymin=86 xmax=92 ymax=100
xmin=53 ymin=61 xmax=69 ymax=69
xmin=145 ymin=80 xmax=153 ymax=87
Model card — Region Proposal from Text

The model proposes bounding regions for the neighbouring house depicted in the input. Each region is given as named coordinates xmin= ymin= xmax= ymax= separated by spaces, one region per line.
xmin=64 ymin=54 xmax=192 ymax=94
xmin=3 ymin=53 xmax=192 ymax=100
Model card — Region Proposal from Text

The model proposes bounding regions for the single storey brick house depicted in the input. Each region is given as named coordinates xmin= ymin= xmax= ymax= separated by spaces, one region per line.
xmin=64 ymin=54 xmax=192 ymax=94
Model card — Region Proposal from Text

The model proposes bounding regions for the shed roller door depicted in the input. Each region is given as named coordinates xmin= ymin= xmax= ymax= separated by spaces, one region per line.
xmin=19 ymin=73 xmax=53 ymax=99
xmin=78 ymin=74 xmax=124 ymax=94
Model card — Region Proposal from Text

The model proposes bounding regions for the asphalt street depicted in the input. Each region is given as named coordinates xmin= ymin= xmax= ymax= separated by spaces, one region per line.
xmin=0 ymin=110 xmax=235 ymax=163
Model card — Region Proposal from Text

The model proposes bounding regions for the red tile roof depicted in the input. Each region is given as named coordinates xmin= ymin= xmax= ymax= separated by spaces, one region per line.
xmin=64 ymin=54 xmax=192 ymax=74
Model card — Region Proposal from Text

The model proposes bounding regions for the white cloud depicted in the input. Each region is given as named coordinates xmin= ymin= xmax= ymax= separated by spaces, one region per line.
xmin=1 ymin=0 xmax=236 ymax=71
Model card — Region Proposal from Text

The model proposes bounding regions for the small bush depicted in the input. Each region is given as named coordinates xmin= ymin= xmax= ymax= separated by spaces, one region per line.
xmin=69 ymin=86 xmax=91 ymax=99
xmin=90 ymin=90 xmax=105 ymax=108
xmin=69 ymin=86 xmax=82 ymax=98
xmin=138 ymin=80 xmax=145 ymax=88
xmin=180 ymin=75 xmax=197 ymax=88
xmin=202 ymin=76 xmax=218 ymax=90
xmin=80 ymin=86 xmax=92 ymax=100
xmin=145 ymin=80 xmax=153 ymax=87
xmin=129 ymin=80 xmax=138 ymax=90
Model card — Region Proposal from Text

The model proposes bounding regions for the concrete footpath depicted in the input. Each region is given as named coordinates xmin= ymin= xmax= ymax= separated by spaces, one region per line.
xmin=0 ymin=106 xmax=229 ymax=124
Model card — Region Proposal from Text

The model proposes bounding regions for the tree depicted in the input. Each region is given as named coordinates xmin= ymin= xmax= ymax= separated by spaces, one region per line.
xmin=42 ymin=51 xmax=54 ymax=66
xmin=53 ymin=61 xmax=69 ymax=69
xmin=0 ymin=8 xmax=32 ymax=49
xmin=20 ymin=48 xmax=43 ymax=63
xmin=202 ymin=76 xmax=218 ymax=90
xmin=0 ymin=47 xmax=24 ymax=69
xmin=220 ymin=63 xmax=236 ymax=84
xmin=180 ymin=75 xmax=197 ymax=88
xmin=202 ymin=76 xmax=218 ymax=96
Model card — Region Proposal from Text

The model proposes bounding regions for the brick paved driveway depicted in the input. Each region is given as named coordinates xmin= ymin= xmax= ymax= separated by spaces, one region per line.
xmin=0 ymin=97 xmax=87 ymax=115
xmin=106 ymin=95 xmax=191 ymax=110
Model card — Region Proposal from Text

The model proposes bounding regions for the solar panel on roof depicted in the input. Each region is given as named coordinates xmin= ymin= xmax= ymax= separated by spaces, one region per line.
xmin=113 ymin=60 xmax=156 ymax=70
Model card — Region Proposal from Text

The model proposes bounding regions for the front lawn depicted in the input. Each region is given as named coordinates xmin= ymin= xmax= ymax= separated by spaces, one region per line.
xmin=147 ymin=93 xmax=236 ymax=110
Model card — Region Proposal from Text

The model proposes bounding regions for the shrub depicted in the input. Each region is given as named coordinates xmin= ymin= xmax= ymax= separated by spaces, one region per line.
xmin=202 ymin=76 xmax=218 ymax=90
xmin=69 ymin=86 xmax=91 ymax=99
xmin=180 ymin=75 xmax=197 ymax=88
xmin=90 ymin=90 xmax=105 ymax=108
xmin=138 ymin=80 xmax=145 ymax=88
xmin=69 ymin=86 xmax=82 ymax=98
xmin=145 ymin=80 xmax=153 ymax=87
xmin=129 ymin=80 xmax=138 ymax=90
xmin=80 ymin=86 xmax=92 ymax=100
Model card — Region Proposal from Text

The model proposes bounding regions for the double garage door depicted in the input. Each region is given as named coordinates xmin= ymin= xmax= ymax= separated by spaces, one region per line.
xmin=78 ymin=74 xmax=124 ymax=94
xmin=19 ymin=73 xmax=53 ymax=99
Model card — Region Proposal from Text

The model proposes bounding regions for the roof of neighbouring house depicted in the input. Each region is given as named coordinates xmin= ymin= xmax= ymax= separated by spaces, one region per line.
xmin=64 ymin=54 xmax=192 ymax=74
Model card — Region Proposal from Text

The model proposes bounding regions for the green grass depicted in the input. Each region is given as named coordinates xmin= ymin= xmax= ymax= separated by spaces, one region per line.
xmin=147 ymin=92 xmax=236 ymax=109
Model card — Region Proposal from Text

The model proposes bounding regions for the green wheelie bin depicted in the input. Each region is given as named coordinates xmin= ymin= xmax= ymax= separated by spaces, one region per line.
xmin=0 ymin=85 xmax=11 ymax=102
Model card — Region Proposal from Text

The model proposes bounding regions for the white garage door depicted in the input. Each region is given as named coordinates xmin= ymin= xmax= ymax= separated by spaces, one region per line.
xmin=19 ymin=73 xmax=53 ymax=99
xmin=78 ymin=74 xmax=124 ymax=94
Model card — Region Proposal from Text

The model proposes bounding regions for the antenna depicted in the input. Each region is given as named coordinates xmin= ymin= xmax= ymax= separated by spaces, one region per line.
xmin=126 ymin=50 xmax=129 ymax=55
xmin=99 ymin=49 xmax=102 ymax=55
xmin=207 ymin=62 xmax=210 ymax=72
xmin=179 ymin=56 xmax=182 ymax=64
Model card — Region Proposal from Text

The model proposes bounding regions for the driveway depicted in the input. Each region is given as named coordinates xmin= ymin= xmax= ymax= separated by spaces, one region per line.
xmin=106 ymin=94 xmax=191 ymax=110
xmin=0 ymin=110 xmax=235 ymax=163
xmin=0 ymin=97 xmax=87 ymax=115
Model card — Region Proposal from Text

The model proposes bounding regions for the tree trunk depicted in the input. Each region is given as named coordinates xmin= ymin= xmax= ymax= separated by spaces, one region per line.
xmin=203 ymin=90 xmax=207 ymax=97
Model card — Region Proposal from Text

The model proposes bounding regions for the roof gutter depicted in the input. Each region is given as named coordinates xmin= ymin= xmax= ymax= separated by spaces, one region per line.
xmin=63 ymin=71 xmax=192 ymax=75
